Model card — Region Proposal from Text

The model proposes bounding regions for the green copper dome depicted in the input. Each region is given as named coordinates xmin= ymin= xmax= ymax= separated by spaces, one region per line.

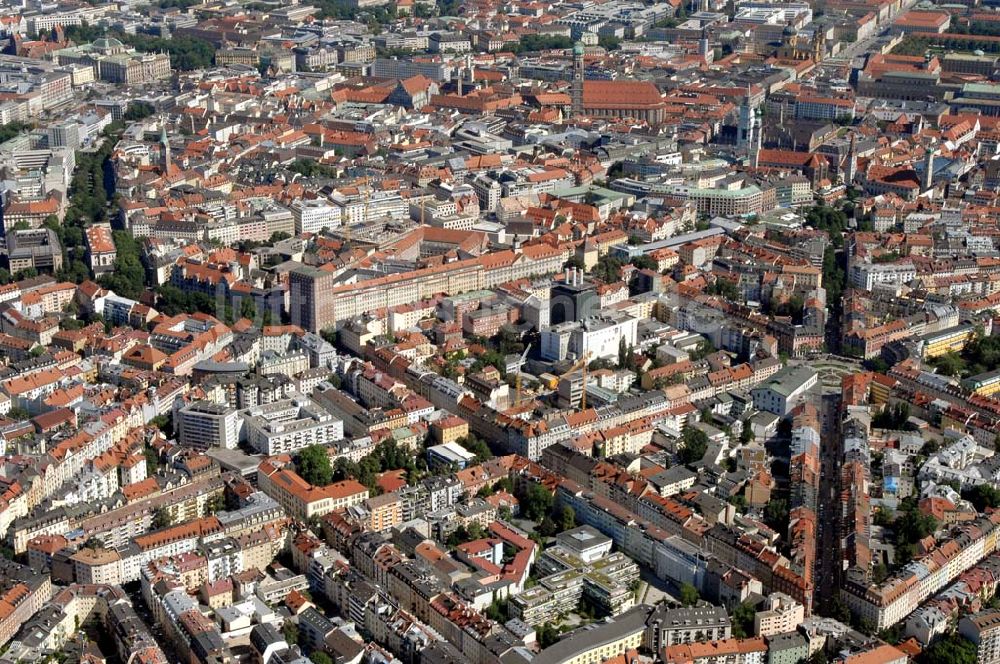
xmin=573 ymin=42 xmax=585 ymax=56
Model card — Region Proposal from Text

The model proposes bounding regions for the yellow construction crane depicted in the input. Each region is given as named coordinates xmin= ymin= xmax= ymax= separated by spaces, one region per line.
xmin=513 ymin=345 xmax=531 ymax=406
xmin=557 ymin=351 xmax=593 ymax=410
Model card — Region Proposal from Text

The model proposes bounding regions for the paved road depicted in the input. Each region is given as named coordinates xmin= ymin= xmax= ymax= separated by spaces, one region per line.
xmin=817 ymin=0 xmax=921 ymax=70
xmin=814 ymin=391 xmax=844 ymax=614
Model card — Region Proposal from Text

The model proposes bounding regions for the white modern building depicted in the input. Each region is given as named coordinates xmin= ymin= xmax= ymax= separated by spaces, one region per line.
xmin=242 ymin=394 xmax=344 ymax=455
xmin=177 ymin=401 xmax=243 ymax=450
xmin=540 ymin=313 xmax=638 ymax=362
xmin=290 ymin=198 xmax=342 ymax=235
xmin=556 ymin=526 xmax=613 ymax=563
xmin=849 ymin=260 xmax=917 ymax=290
xmin=750 ymin=365 xmax=818 ymax=416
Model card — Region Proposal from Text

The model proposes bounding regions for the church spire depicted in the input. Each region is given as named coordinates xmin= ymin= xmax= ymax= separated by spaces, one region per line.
xmin=160 ymin=123 xmax=171 ymax=174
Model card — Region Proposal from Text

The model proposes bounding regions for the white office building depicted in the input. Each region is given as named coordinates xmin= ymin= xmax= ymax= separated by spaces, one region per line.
xmin=750 ymin=365 xmax=818 ymax=416
xmin=849 ymin=261 xmax=917 ymax=290
xmin=242 ymin=394 xmax=344 ymax=455
xmin=177 ymin=401 xmax=243 ymax=450
xmin=291 ymin=198 xmax=342 ymax=235
xmin=541 ymin=314 xmax=638 ymax=362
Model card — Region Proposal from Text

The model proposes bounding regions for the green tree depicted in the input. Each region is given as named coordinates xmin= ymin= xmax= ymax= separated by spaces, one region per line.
xmin=919 ymin=633 xmax=976 ymax=664
xmin=298 ymin=445 xmax=333 ymax=486
xmin=556 ymin=505 xmax=576 ymax=532
xmin=895 ymin=541 xmax=916 ymax=568
xmin=144 ymin=445 xmax=161 ymax=473
xmin=598 ymin=35 xmax=621 ymax=50
xmin=518 ymin=483 xmax=554 ymax=522
xmin=99 ymin=230 xmax=146 ymax=299
xmin=457 ymin=435 xmax=493 ymax=463
xmin=205 ymin=494 xmax=225 ymax=516
xmin=707 ymin=278 xmax=740 ymax=300
xmin=808 ymin=650 xmax=828 ymax=664
xmin=963 ymin=484 xmax=1000 ymax=511
xmin=150 ymin=413 xmax=173 ymax=437
xmin=894 ymin=506 xmax=937 ymax=544
xmin=731 ymin=602 xmax=755 ymax=638
xmin=485 ymin=597 xmax=508 ymax=622
xmin=872 ymin=403 xmax=914 ymax=431
xmin=240 ymin=297 xmax=258 ymax=321
xmin=804 ymin=204 xmax=850 ymax=248
xmin=287 ymin=158 xmax=338 ymax=178
xmin=510 ymin=35 xmax=574 ymax=53
xmin=689 ymin=339 xmax=716 ymax=361
xmin=929 ymin=351 xmax=965 ymax=377
xmin=124 ymin=101 xmax=156 ymax=121
xmin=152 ymin=507 xmax=172 ymax=529
xmin=630 ymin=254 xmax=657 ymax=271
xmin=822 ymin=246 xmax=844 ymax=305
xmin=592 ymin=255 xmax=624 ymax=283
xmin=678 ymin=425 xmax=709 ymax=465
xmin=764 ymin=498 xmax=790 ymax=534
xmin=827 ymin=596 xmax=851 ymax=624
xmin=121 ymin=33 xmax=216 ymax=71
xmin=310 ymin=653 xmax=333 ymax=664
xmin=679 ymin=583 xmax=699 ymax=606
xmin=536 ymin=623 xmax=561 ymax=648
xmin=447 ymin=525 xmax=473 ymax=548
xmin=0 ymin=120 xmax=32 ymax=144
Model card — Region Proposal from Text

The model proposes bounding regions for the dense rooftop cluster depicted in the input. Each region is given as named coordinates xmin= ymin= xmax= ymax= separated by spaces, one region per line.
xmin=8 ymin=0 xmax=1000 ymax=663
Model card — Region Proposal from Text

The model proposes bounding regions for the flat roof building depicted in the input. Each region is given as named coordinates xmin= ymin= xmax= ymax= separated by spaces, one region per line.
xmin=750 ymin=365 xmax=817 ymax=416
xmin=242 ymin=394 xmax=344 ymax=456
xmin=426 ymin=441 xmax=476 ymax=470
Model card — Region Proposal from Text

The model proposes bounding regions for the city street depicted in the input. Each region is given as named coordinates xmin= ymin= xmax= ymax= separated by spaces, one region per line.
xmin=815 ymin=392 xmax=844 ymax=613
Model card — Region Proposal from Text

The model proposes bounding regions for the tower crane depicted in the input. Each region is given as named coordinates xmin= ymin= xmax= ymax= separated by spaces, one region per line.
xmin=513 ymin=344 xmax=531 ymax=406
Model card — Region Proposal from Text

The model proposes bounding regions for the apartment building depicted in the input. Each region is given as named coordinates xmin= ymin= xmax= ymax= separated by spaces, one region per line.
xmin=662 ymin=637 xmax=768 ymax=664
xmin=6 ymin=229 xmax=63 ymax=274
xmin=842 ymin=510 xmax=1000 ymax=630
xmin=849 ymin=261 xmax=917 ymax=290
xmin=918 ymin=324 xmax=976 ymax=360
xmin=364 ymin=493 xmax=403 ymax=532
xmin=242 ymin=395 xmax=344 ymax=456
xmin=70 ymin=547 xmax=123 ymax=585
xmin=530 ymin=605 xmax=650 ymax=664
xmin=258 ymin=459 xmax=368 ymax=521
xmin=750 ymin=365 xmax=818 ymax=416
xmin=645 ymin=605 xmax=732 ymax=650
xmin=177 ymin=401 xmax=242 ymax=450
xmin=289 ymin=244 xmax=565 ymax=332
xmin=754 ymin=593 xmax=804 ymax=637
xmin=960 ymin=610 xmax=1000 ymax=664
